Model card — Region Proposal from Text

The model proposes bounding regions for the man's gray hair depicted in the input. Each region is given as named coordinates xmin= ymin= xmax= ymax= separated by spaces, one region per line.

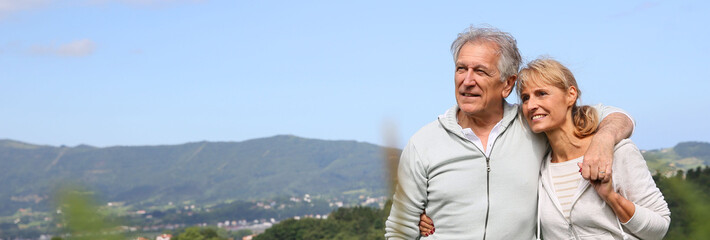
xmin=451 ymin=25 xmax=522 ymax=82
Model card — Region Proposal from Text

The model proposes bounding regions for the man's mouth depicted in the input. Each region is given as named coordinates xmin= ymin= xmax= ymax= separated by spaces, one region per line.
xmin=461 ymin=93 xmax=481 ymax=97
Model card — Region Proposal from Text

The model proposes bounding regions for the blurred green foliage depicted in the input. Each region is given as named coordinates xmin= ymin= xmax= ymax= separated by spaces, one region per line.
xmin=656 ymin=167 xmax=710 ymax=239
xmin=54 ymin=185 xmax=123 ymax=240
xmin=232 ymin=229 xmax=254 ymax=239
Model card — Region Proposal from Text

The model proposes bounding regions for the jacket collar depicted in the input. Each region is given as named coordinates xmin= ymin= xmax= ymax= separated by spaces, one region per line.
xmin=438 ymin=101 xmax=518 ymax=141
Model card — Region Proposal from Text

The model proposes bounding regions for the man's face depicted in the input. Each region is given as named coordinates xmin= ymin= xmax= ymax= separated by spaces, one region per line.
xmin=454 ymin=41 xmax=512 ymax=118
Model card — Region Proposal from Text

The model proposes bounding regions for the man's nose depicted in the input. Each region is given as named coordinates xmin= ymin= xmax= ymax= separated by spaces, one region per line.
xmin=463 ymin=69 xmax=476 ymax=85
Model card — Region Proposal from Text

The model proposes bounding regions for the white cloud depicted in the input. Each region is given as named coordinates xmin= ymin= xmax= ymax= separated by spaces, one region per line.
xmin=0 ymin=0 xmax=202 ymax=16
xmin=0 ymin=0 xmax=52 ymax=16
xmin=86 ymin=0 xmax=204 ymax=7
xmin=31 ymin=39 xmax=96 ymax=57
xmin=120 ymin=0 xmax=204 ymax=4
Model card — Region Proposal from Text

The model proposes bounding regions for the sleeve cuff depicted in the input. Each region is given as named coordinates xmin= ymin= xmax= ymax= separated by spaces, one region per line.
xmin=620 ymin=203 xmax=645 ymax=232
xmin=611 ymin=111 xmax=636 ymax=137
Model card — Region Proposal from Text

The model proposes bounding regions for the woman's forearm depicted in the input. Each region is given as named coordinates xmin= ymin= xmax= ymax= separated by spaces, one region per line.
xmin=603 ymin=191 xmax=635 ymax=223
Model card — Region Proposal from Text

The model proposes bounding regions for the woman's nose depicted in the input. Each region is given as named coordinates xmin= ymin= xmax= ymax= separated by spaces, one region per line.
xmin=525 ymin=98 xmax=538 ymax=111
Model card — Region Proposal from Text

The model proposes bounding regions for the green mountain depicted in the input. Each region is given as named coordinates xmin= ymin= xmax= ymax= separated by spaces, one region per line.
xmin=0 ymin=135 xmax=398 ymax=216
xmin=643 ymin=141 xmax=710 ymax=175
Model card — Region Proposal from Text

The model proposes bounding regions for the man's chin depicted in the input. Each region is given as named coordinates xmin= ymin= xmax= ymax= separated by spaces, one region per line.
xmin=458 ymin=106 xmax=482 ymax=116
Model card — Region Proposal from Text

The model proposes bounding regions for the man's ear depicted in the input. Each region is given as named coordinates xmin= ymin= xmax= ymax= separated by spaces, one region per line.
xmin=502 ymin=75 xmax=517 ymax=98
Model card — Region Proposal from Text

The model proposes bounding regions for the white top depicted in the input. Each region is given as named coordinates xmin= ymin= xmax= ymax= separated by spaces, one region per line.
xmin=455 ymin=103 xmax=511 ymax=157
xmin=548 ymin=156 xmax=584 ymax=220
xmin=461 ymin=121 xmax=503 ymax=157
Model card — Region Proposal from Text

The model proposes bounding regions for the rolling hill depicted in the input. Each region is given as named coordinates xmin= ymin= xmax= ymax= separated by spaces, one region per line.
xmin=0 ymin=135 xmax=398 ymax=216
xmin=643 ymin=141 xmax=710 ymax=175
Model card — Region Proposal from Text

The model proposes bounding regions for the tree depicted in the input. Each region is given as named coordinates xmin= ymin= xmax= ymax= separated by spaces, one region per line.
xmin=174 ymin=227 xmax=205 ymax=240
xmin=254 ymin=204 xmax=389 ymax=240
xmin=656 ymin=171 xmax=710 ymax=239
xmin=232 ymin=229 xmax=253 ymax=239
xmin=173 ymin=226 xmax=227 ymax=240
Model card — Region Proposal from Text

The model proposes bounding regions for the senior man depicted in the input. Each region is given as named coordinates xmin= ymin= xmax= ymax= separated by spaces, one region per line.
xmin=384 ymin=26 xmax=634 ymax=239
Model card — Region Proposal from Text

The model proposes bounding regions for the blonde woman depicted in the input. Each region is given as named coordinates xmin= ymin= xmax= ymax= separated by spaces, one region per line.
xmin=419 ymin=58 xmax=670 ymax=239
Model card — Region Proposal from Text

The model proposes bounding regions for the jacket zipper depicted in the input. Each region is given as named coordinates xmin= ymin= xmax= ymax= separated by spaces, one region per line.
xmin=547 ymin=173 xmax=582 ymax=239
xmin=452 ymin=108 xmax=514 ymax=239
xmin=567 ymin=202 xmax=577 ymax=239
xmin=482 ymin=155 xmax=491 ymax=240
xmin=540 ymin=178 xmax=581 ymax=239
xmin=568 ymin=187 xmax=593 ymax=240
xmin=569 ymin=208 xmax=580 ymax=239
xmin=466 ymin=141 xmax=490 ymax=240
xmin=541 ymin=152 xmax=589 ymax=240
xmin=563 ymin=178 xmax=586 ymax=239
xmin=478 ymin=126 xmax=508 ymax=240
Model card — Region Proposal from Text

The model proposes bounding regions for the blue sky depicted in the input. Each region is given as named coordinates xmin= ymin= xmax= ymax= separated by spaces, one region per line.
xmin=1 ymin=0 xmax=708 ymax=150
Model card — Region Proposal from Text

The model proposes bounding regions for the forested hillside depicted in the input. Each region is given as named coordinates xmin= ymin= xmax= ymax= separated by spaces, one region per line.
xmin=0 ymin=135 xmax=398 ymax=216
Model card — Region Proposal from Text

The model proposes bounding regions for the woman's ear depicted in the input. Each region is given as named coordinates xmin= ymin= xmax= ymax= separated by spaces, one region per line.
xmin=501 ymin=75 xmax=517 ymax=98
xmin=566 ymin=86 xmax=578 ymax=106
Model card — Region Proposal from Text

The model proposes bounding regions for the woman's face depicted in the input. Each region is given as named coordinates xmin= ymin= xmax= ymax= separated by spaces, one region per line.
xmin=520 ymin=82 xmax=576 ymax=133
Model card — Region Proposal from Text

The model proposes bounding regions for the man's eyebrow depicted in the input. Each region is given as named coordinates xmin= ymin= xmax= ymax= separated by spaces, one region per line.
xmin=455 ymin=63 xmax=489 ymax=70
xmin=472 ymin=64 xmax=489 ymax=71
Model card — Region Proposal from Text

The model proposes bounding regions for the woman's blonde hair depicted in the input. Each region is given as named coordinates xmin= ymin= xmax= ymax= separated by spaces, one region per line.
xmin=517 ymin=58 xmax=598 ymax=138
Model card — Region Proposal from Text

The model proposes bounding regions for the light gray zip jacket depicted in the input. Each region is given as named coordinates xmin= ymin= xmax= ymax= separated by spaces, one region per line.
xmin=538 ymin=139 xmax=670 ymax=240
xmin=385 ymin=103 xmax=547 ymax=239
